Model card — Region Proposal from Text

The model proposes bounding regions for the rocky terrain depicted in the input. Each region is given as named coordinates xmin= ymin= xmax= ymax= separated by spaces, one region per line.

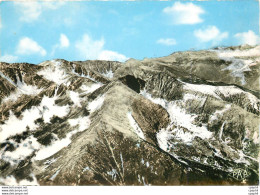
xmin=0 ymin=45 xmax=259 ymax=185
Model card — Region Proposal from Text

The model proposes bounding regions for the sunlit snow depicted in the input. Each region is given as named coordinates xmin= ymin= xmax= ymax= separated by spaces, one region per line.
xmin=0 ymin=109 xmax=41 ymax=143
xmin=102 ymin=70 xmax=114 ymax=78
xmin=182 ymin=82 xmax=220 ymax=99
xmin=35 ymin=117 xmax=90 ymax=160
xmin=68 ymin=116 xmax=91 ymax=132
xmin=141 ymin=89 xmax=212 ymax=145
xmin=3 ymin=81 xmax=42 ymax=103
xmin=80 ymin=83 xmax=103 ymax=95
xmin=217 ymin=46 xmax=260 ymax=58
xmin=1 ymin=73 xmax=42 ymax=103
xmin=0 ymin=71 xmax=17 ymax=87
xmin=0 ymin=95 xmax=70 ymax=142
xmin=127 ymin=112 xmax=145 ymax=140
xmin=69 ymin=91 xmax=81 ymax=107
xmin=209 ymin=104 xmax=231 ymax=122
xmin=44 ymin=157 xmax=59 ymax=169
xmin=88 ymin=94 xmax=105 ymax=113
xmin=1 ymin=136 xmax=40 ymax=165
xmin=182 ymin=82 xmax=259 ymax=110
xmin=38 ymin=60 xmax=69 ymax=85
xmin=107 ymin=169 xmax=117 ymax=181
xmin=216 ymin=46 xmax=260 ymax=85
xmin=71 ymin=67 xmax=99 ymax=83
xmin=50 ymin=169 xmax=61 ymax=181
xmin=34 ymin=135 xmax=71 ymax=161
xmin=156 ymin=128 xmax=173 ymax=151
xmin=0 ymin=175 xmax=39 ymax=186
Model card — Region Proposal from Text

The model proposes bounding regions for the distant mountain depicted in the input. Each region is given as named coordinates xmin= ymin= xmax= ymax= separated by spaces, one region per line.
xmin=0 ymin=45 xmax=259 ymax=185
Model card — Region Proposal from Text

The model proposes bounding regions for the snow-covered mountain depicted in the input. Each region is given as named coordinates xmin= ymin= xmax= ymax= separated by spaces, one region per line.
xmin=0 ymin=45 xmax=259 ymax=185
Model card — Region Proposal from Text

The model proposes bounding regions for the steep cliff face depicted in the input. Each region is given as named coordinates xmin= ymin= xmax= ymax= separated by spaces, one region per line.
xmin=0 ymin=45 xmax=259 ymax=185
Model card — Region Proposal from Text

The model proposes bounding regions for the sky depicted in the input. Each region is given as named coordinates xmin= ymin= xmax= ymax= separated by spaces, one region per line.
xmin=0 ymin=0 xmax=259 ymax=64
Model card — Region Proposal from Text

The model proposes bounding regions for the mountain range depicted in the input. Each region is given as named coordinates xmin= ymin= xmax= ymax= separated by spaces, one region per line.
xmin=0 ymin=45 xmax=259 ymax=185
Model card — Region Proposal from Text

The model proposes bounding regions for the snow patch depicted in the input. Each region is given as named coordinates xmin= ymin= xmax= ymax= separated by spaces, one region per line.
xmin=127 ymin=112 xmax=145 ymax=140
xmin=0 ymin=108 xmax=41 ymax=143
xmin=1 ymin=101 xmax=86 ymax=162
xmin=183 ymin=82 xmax=219 ymax=99
xmin=80 ymin=83 xmax=103 ymax=95
xmin=141 ymin=89 xmax=212 ymax=144
xmin=38 ymin=60 xmax=69 ymax=85
xmin=0 ymin=175 xmax=39 ymax=186
xmin=192 ymin=156 xmax=200 ymax=162
xmin=219 ymin=121 xmax=226 ymax=141
xmin=0 ymin=94 xmax=70 ymax=161
xmin=137 ymin=174 xmax=141 ymax=183
xmin=223 ymin=59 xmax=252 ymax=85
xmin=40 ymin=96 xmax=70 ymax=123
xmin=234 ymin=150 xmax=250 ymax=165
xmin=68 ymin=116 xmax=91 ymax=132
xmin=71 ymin=68 xmax=99 ymax=83
xmin=1 ymin=136 xmax=40 ymax=165
xmin=216 ymin=46 xmax=260 ymax=85
xmin=217 ymin=46 xmax=260 ymax=58
xmin=51 ymin=60 xmax=62 ymax=66
xmin=120 ymin=152 xmax=124 ymax=174
xmin=142 ymin=176 xmax=148 ymax=186
xmin=50 ymin=169 xmax=61 ymax=181
xmin=181 ymin=81 xmax=259 ymax=111
xmin=146 ymin=161 xmax=150 ymax=168
xmin=44 ymin=157 xmax=58 ymax=169
xmin=3 ymin=79 xmax=42 ymax=103
xmin=183 ymin=93 xmax=199 ymax=102
xmin=156 ymin=128 xmax=174 ymax=151
xmin=141 ymin=158 xmax=144 ymax=164
xmin=35 ymin=116 xmax=90 ymax=161
xmin=107 ymin=169 xmax=117 ymax=181
xmin=88 ymin=95 xmax=105 ymax=113
xmin=102 ymin=70 xmax=114 ymax=78
xmin=0 ymin=71 xmax=17 ymax=87
xmin=210 ymin=104 xmax=231 ymax=122
xmin=140 ymin=89 xmax=167 ymax=108
xmin=69 ymin=91 xmax=81 ymax=107
xmin=253 ymin=131 xmax=259 ymax=144
xmin=34 ymin=135 xmax=71 ymax=161
xmin=171 ymin=127 xmax=195 ymax=144
xmin=167 ymin=102 xmax=212 ymax=140
xmin=83 ymin=166 xmax=90 ymax=172
xmin=217 ymin=86 xmax=259 ymax=111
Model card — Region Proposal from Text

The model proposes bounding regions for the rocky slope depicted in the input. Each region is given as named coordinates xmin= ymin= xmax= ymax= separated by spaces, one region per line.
xmin=0 ymin=45 xmax=259 ymax=185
